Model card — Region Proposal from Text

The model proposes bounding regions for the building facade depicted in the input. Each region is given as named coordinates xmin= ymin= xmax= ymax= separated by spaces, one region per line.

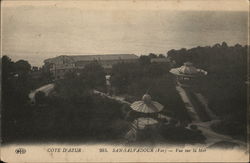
xmin=44 ymin=54 xmax=138 ymax=79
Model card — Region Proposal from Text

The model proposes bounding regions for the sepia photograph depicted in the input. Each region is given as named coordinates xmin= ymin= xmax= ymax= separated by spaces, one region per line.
xmin=1 ymin=0 xmax=249 ymax=162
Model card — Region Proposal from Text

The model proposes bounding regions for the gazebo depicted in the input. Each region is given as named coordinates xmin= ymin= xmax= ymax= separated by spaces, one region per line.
xmin=125 ymin=94 xmax=164 ymax=142
xmin=169 ymin=62 xmax=207 ymax=88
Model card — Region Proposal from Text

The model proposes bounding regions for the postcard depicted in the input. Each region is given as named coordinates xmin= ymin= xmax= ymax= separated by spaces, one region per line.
xmin=1 ymin=0 xmax=249 ymax=162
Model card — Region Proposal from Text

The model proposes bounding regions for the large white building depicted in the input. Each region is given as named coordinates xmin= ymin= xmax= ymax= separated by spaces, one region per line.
xmin=44 ymin=54 xmax=138 ymax=79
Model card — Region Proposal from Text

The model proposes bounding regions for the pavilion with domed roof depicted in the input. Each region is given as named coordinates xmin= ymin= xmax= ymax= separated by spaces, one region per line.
xmin=169 ymin=62 xmax=207 ymax=88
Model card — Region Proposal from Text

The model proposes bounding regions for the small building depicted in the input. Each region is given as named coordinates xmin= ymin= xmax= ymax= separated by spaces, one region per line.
xmin=169 ymin=62 xmax=207 ymax=88
xmin=44 ymin=54 xmax=138 ymax=79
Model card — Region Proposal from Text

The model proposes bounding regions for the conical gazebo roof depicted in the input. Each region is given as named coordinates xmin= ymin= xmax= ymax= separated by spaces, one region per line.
xmin=130 ymin=94 xmax=164 ymax=113
xmin=170 ymin=62 xmax=207 ymax=77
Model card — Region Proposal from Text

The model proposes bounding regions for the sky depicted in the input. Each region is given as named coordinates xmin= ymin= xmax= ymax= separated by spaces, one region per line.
xmin=1 ymin=0 xmax=249 ymax=66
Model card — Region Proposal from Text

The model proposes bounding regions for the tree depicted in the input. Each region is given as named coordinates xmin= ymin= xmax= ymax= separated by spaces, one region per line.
xmin=139 ymin=55 xmax=150 ymax=66
xmin=221 ymin=42 xmax=228 ymax=48
xmin=2 ymin=55 xmax=15 ymax=82
xmin=32 ymin=66 xmax=39 ymax=71
xmin=14 ymin=60 xmax=31 ymax=75
xmin=158 ymin=54 xmax=165 ymax=58
xmin=55 ymin=61 xmax=106 ymax=98
xmin=213 ymin=43 xmax=221 ymax=48
xmin=2 ymin=56 xmax=33 ymax=142
xmin=80 ymin=62 xmax=106 ymax=89
xmin=148 ymin=53 xmax=157 ymax=59
xmin=2 ymin=56 xmax=32 ymax=101
xmin=165 ymin=43 xmax=247 ymax=139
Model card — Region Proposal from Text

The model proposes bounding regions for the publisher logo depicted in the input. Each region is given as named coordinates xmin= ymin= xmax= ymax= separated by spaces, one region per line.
xmin=15 ymin=148 xmax=26 ymax=154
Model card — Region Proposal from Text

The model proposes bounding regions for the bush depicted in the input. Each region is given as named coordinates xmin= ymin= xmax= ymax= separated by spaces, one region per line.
xmin=210 ymin=118 xmax=247 ymax=141
xmin=28 ymin=86 xmax=129 ymax=142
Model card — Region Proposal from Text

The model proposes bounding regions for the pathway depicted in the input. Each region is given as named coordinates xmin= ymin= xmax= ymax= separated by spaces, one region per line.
xmin=176 ymin=86 xmax=246 ymax=148
xmin=29 ymin=83 xmax=55 ymax=102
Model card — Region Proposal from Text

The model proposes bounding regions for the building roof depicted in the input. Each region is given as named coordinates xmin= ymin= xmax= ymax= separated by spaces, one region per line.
xmin=44 ymin=54 xmax=138 ymax=64
xmin=72 ymin=54 xmax=138 ymax=61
